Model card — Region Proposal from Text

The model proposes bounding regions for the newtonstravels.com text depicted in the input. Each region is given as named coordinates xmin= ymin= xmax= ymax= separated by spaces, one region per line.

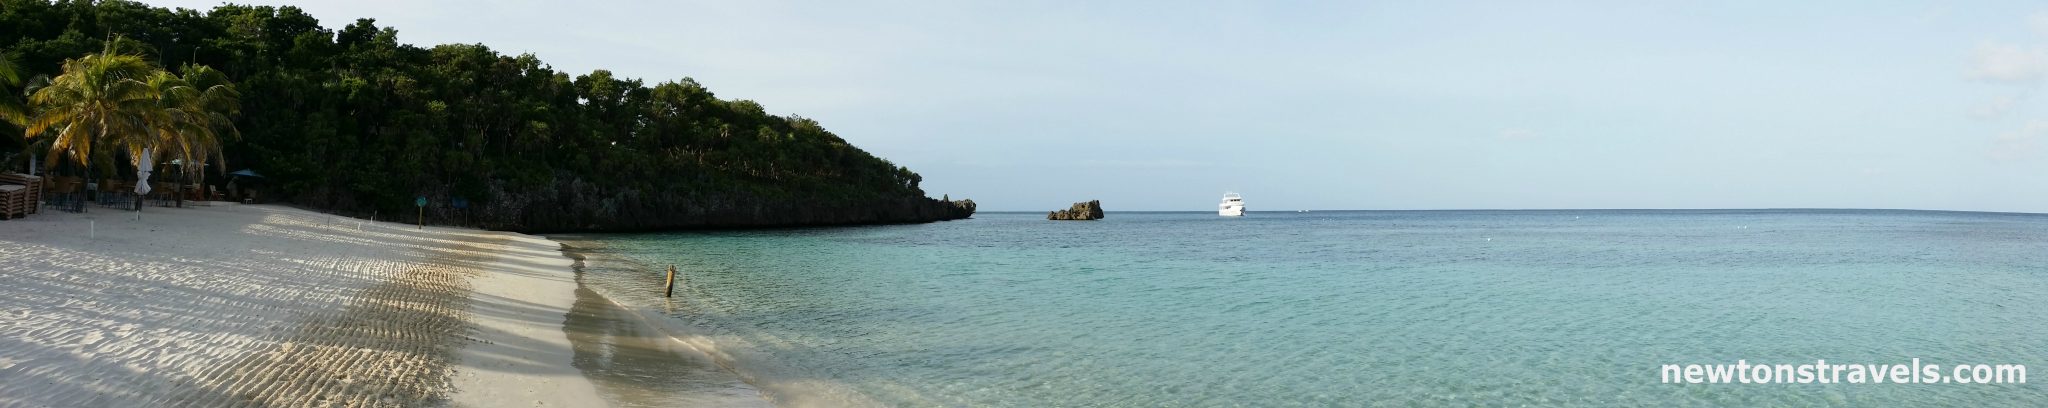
xmin=1662 ymin=359 xmax=2026 ymax=384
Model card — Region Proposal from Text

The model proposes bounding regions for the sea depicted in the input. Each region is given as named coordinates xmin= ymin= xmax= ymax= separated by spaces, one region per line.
xmin=555 ymin=209 xmax=2048 ymax=407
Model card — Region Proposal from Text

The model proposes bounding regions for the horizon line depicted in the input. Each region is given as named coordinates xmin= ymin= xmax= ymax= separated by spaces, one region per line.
xmin=973 ymin=207 xmax=2048 ymax=216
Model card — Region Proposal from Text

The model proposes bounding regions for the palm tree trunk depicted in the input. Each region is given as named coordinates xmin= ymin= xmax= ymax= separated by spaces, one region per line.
xmin=87 ymin=116 xmax=107 ymax=213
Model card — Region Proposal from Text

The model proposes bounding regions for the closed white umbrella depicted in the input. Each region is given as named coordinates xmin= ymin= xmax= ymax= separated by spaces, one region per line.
xmin=135 ymin=149 xmax=153 ymax=213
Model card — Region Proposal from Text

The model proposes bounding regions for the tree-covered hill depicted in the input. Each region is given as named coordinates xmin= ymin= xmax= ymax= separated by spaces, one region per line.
xmin=0 ymin=0 xmax=974 ymax=231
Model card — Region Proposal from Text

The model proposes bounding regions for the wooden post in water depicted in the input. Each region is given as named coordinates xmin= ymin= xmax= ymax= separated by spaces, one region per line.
xmin=664 ymin=265 xmax=678 ymax=297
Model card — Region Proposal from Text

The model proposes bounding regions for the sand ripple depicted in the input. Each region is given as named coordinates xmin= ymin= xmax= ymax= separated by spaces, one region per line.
xmin=0 ymin=205 xmax=509 ymax=407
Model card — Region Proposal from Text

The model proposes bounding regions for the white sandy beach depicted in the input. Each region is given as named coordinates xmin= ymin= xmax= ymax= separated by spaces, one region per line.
xmin=0 ymin=203 xmax=638 ymax=407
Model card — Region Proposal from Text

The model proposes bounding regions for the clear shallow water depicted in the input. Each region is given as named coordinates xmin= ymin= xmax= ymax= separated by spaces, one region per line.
xmin=561 ymin=210 xmax=2048 ymax=406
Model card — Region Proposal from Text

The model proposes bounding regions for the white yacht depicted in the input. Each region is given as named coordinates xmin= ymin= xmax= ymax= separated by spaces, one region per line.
xmin=1218 ymin=192 xmax=1245 ymax=216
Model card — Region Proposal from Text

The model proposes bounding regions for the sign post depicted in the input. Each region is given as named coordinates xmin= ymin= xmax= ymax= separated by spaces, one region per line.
xmin=452 ymin=197 xmax=469 ymax=227
xmin=415 ymin=196 xmax=427 ymax=230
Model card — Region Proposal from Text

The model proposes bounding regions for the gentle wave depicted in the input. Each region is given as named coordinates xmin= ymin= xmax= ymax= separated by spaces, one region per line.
xmin=559 ymin=240 xmax=890 ymax=407
xmin=565 ymin=210 xmax=2048 ymax=406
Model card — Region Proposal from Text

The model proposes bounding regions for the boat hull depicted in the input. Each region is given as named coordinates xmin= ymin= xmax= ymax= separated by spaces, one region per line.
xmin=1219 ymin=192 xmax=1245 ymax=216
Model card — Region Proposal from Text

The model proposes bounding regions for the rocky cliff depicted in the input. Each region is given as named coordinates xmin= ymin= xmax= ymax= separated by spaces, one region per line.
xmin=291 ymin=177 xmax=976 ymax=232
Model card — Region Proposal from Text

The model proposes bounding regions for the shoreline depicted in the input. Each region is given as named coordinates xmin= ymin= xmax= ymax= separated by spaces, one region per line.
xmin=441 ymin=226 xmax=608 ymax=407
xmin=0 ymin=203 xmax=629 ymax=406
xmin=553 ymin=240 xmax=884 ymax=408
xmin=554 ymin=243 xmax=771 ymax=407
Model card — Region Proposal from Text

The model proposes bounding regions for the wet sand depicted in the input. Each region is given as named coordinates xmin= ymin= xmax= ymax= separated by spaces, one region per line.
xmin=560 ymin=247 xmax=772 ymax=407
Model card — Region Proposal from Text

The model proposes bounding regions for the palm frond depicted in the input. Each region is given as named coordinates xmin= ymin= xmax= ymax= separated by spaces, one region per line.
xmin=22 ymin=39 xmax=241 ymax=175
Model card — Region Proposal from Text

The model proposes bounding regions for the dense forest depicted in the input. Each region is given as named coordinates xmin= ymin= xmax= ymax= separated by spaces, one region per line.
xmin=0 ymin=0 xmax=974 ymax=231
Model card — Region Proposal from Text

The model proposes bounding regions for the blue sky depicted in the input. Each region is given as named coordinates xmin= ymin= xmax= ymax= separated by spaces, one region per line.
xmin=146 ymin=1 xmax=2048 ymax=212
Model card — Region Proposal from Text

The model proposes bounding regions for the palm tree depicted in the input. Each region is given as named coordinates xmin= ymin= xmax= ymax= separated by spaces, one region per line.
xmin=157 ymin=64 xmax=239 ymax=180
xmin=143 ymin=67 xmax=238 ymax=207
xmin=1 ymin=47 xmax=58 ymax=175
xmin=1 ymin=48 xmax=28 ymax=169
xmin=23 ymin=46 xmax=159 ymax=177
xmin=0 ymin=48 xmax=22 ymax=126
xmin=23 ymin=38 xmax=241 ymax=210
xmin=177 ymin=64 xmax=241 ymax=204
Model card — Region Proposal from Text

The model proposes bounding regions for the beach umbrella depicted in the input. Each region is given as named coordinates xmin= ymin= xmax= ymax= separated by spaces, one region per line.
xmin=135 ymin=149 xmax=153 ymax=215
xmin=135 ymin=149 xmax=153 ymax=197
xmin=230 ymin=169 xmax=264 ymax=190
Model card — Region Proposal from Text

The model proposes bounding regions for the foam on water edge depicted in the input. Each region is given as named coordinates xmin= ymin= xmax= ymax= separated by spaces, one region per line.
xmin=558 ymin=240 xmax=888 ymax=408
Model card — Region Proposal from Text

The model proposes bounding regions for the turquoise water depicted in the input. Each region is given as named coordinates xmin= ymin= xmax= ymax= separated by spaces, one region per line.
xmin=562 ymin=210 xmax=2048 ymax=406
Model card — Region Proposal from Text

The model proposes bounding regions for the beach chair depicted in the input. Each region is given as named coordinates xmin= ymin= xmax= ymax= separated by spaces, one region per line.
xmin=99 ymin=180 xmax=135 ymax=209
xmin=0 ymin=173 xmax=41 ymax=220
xmin=0 ymin=184 xmax=22 ymax=219
xmin=157 ymin=182 xmax=180 ymax=207
xmin=183 ymin=184 xmax=208 ymax=207
xmin=42 ymin=177 xmax=82 ymax=213
xmin=0 ymin=182 xmax=23 ymax=219
xmin=98 ymin=179 xmax=115 ymax=208
xmin=150 ymin=182 xmax=174 ymax=207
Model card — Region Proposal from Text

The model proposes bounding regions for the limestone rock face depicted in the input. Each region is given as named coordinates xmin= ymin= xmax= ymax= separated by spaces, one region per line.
xmin=1047 ymin=200 xmax=1104 ymax=220
xmin=292 ymin=176 xmax=977 ymax=232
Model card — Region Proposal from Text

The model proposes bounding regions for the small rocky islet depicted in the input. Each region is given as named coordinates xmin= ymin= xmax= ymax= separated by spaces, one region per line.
xmin=1047 ymin=200 xmax=1104 ymax=220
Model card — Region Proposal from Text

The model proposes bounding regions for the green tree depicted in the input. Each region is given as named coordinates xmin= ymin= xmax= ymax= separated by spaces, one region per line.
xmin=22 ymin=38 xmax=238 ymax=202
xmin=145 ymin=65 xmax=239 ymax=181
xmin=0 ymin=48 xmax=22 ymax=126
xmin=22 ymin=44 xmax=158 ymax=173
xmin=0 ymin=0 xmax=968 ymax=229
xmin=0 ymin=47 xmax=26 ymax=170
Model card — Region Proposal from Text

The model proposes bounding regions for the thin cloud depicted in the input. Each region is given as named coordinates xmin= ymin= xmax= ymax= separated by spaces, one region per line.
xmin=2031 ymin=11 xmax=2048 ymax=37
xmin=953 ymin=158 xmax=1212 ymax=169
xmin=1974 ymin=13 xmax=2048 ymax=161
xmin=1498 ymin=128 xmax=1538 ymax=141
xmin=1969 ymin=94 xmax=2025 ymax=119
xmin=1967 ymin=42 xmax=2048 ymax=82
xmin=1076 ymin=159 xmax=1210 ymax=169
xmin=1990 ymin=120 xmax=2048 ymax=161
